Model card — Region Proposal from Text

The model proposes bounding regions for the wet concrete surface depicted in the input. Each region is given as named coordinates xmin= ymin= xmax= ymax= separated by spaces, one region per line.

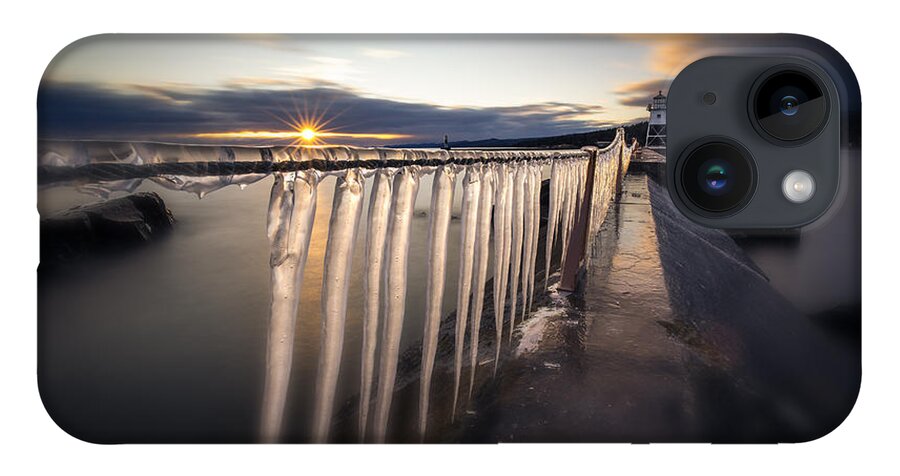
xmin=460 ymin=172 xmax=860 ymax=443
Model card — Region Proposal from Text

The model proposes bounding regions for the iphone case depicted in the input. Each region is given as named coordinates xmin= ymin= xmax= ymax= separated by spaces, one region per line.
xmin=37 ymin=34 xmax=860 ymax=443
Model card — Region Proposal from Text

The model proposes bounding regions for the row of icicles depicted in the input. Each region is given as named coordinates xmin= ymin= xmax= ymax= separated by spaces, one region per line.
xmin=259 ymin=151 xmax=616 ymax=443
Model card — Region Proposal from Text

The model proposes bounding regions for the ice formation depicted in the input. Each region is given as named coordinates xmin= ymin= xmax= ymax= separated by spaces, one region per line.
xmin=260 ymin=170 xmax=319 ymax=443
xmin=312 ymin=169 xmax=365 ymax=443
xmin=372 ymin=166 xmax=420 ymax=443
xmin=418 ymin=165 xmax=456 ymax=440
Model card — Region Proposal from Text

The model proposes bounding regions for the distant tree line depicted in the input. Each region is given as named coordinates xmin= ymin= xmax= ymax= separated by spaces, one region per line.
xmin=394 ymin=122 xmax=648 ymax=149
xmin=508 ymin=122 xmax=648 ymax=149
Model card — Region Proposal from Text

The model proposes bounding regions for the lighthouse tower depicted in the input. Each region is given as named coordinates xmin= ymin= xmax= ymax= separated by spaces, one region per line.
xmin=645 ymin=90 xmax=667 ymax=151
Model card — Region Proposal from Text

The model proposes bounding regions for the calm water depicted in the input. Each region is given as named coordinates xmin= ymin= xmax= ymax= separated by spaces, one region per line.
xmin=38 ymin=169 xmax=548 ymax=442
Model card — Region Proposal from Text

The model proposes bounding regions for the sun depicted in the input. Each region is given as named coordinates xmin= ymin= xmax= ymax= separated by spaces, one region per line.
xmin=299 ymin=128 xmax=317 ymax=142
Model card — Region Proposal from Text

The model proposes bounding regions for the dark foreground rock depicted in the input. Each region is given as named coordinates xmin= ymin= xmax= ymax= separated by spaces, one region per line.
xmin=41 ymin=192 xmax=174 ymax=267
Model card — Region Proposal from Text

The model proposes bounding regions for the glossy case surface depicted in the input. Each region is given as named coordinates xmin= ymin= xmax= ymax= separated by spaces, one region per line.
xmin=37 ymin=34 xmax=860 ymax=443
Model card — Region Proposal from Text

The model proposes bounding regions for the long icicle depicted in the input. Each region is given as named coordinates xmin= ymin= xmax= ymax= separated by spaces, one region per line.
xmin=521 ymin=165 xmax=535 ymax=320
xmin=527 ymin=164 xmax=541 ymax=311
xmin=559 ymin=162 xmax=573 ymax=271
xmin=576 ymin=160 xmax=587 ymax=216
xmin=418 ymin=165 xmax=456 ymax=441
xmin=468 ymin=167 xmax=493 ymax=400
xmin=492 ymin=164 xmax=510 ymax=376
xmin=544 ymin=160 xmax=561 ymax=286
xmin=555 ymin=160 xmax=566 ymax=240
xmin=312 ymin=169 xmax=365 ymax=443
xmin=563 ymin=161 xmax=578 ymax=269
xmin=372 ymin=166 xmax=420 ymax=443
xmin=359 ymin=169 xmax=392 ymax=441
xmin=573 ymin=160 xmax=584 ymax=217
xmin=451 ymin=165 xmax=482 ymax=421
xmin=508 ymin=162 xmax=526 ymax=344
xmin=260 ymin=171 xmax=319 ymax=443
xmin=503 ymin=167 xmax=514 ymax=340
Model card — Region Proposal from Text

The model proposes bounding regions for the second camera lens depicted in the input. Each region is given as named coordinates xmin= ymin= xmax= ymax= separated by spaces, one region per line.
xmin=752 ymin=67 xmax=829 ymax=143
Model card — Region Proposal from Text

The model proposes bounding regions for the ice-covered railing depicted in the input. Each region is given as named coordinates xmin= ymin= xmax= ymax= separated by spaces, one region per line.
xmin=38 ymin=141 xmax=588 ymax=198
xmin=38 ymin=129 xmax=635 ymax=443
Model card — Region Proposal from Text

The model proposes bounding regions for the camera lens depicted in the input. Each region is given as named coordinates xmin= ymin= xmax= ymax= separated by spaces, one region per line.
xmin=678 ymin=140 xmax=756 ymax=215
xmin=699 ymin=159 xmax=732 ymax=196
xmin=779 ymin=95 xmax=799 ymax=116
xmin=752 ymin=68 xmax=828 ymax=142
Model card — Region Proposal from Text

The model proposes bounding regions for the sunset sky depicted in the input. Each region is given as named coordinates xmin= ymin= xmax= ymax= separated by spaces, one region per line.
xmin=38 ymin=35 xmax=708 ymax=146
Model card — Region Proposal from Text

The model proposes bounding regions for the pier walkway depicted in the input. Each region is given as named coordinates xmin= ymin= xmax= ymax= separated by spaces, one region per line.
xmin=461 ymin=173 xmax=698 ymax=441
xmin=461 ymin=171 xmax=859 ymax=443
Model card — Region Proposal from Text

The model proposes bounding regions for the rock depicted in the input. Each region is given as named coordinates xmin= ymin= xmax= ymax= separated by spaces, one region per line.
xmin=41 ymin=192 xmax=175 ymax=266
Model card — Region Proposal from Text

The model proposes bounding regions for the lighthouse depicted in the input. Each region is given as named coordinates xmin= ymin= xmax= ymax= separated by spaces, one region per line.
xmin=645 ymin=90 xmax=667 ymax=151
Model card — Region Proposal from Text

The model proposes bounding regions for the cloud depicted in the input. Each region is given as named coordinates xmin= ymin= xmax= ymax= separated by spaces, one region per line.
xmin=220 ymin=76 xmax=347 ymax=91
xmin=361 ymin=48 xmax=408 ymax=60
xmin=38 ymin=81 xmax=614 ymax=146
xmin=262 ymin=57 xmax=359 ymax=86
xmin=613 ymin=78 xmax=670 ymax=108
xmin=614 ymin=78 xmax=669 ymax=96
xmin=647 ymin=37 xmax=702 ymax=76
xmin=236 ymin=34 xmax=312 ymax=54
xmin=618 ymin=95 xmax=652 ymax=108
xmin=117 ymin=83 xmax=197 ymax=106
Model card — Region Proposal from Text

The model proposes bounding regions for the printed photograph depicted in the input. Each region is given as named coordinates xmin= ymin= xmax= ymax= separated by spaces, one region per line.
xmin=37 ymin=34 xmax=860 ymax=443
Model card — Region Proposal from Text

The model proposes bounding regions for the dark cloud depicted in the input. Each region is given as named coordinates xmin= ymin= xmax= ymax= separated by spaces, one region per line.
xmin=38 ymin=81 xmax=610 ymax=146
xmin=619 ymin=95 xmax=654 ymax=108
xmin=613 ymin=78 xmax=669 ymax=109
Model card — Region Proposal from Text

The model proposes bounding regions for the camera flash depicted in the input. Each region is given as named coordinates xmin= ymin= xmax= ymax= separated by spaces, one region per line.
xmin=782 ymin=170 xmax=815 ymax=203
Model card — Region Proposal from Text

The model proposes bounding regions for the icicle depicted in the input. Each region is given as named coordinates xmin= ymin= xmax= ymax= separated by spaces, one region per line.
xmin=372 ymin=166 xmax=420 ymax=443
xmin=527 ymin=164 xmax=541 ymax=311
xmin=545 ymin=160 xmax=561 ymax=286
xmin=451 ymin=165 xmax=482 ymax=421
xmin=577 ymin=160 xmax=588 ymax=215
xmin=492 ymin=164 xmax=511 ymax=376
xmin=573 ymin=160 xmax=584 ymax=216
xmin=503 ymin=167 xmax=515 ymax=341
xmin=559 ymin=162 xmax=573 ymax=279
xmin=521 ymin=165 xmax=535 ymax=320
xmin=468 ymin=167 xmax=493 ymax=400
xmin=359 ymin=169 xmax=393 ymax=440
xmin=563 ymin=161 xmax=579 ymax=270
xmin=569 ymin=162 xmax=579 ymax=233
xmin=508 ymin=163 xmax=526 ymax=343
xmin=555 ymin=160 xmax=566 ymax=232
xmin=260 ymin=170 xmax=319 ymax=443
xmin=311 ymin=169 xmax=365 ymax=443
xmin=418 ymin=165 xmax=456 ymax=441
